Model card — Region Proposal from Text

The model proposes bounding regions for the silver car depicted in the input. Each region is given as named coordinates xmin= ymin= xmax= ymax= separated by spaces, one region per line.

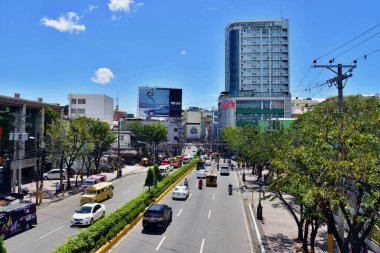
xmin=43 ymin=169 xmax=67 ymax=180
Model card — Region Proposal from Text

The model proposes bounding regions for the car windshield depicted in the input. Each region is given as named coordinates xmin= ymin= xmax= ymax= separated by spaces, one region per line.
xmin=174 ymin=187 xmax=184 ymax=191
xmin=76 ymin=206 xmax=92 ymax=214
xmin=84 ymin=190 xmax=97 ymax=195
xmin=82 ymin=181 xmax=94 ymax=186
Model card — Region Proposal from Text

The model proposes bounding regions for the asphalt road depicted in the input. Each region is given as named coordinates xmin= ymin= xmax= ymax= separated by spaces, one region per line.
xmin=4 ymin=167 xmax=148 ymax=253
xmin=109 ymin=160 xmax=254 ymax=253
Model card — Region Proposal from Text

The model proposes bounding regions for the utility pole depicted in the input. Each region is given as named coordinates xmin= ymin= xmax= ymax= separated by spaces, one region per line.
xmin=313 ymin=60 xmax=356 ymax=253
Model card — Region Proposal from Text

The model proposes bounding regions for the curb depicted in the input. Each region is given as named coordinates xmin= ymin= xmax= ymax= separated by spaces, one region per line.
xmin=95 ymin=163 xmax=197 ymax=253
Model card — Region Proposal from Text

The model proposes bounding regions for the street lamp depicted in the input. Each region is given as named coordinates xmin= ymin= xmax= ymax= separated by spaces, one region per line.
xmin=257 ymin=181 xmax=263 ymax=220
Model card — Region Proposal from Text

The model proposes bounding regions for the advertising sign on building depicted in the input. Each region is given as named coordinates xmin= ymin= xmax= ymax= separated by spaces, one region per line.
xmin=138 ymin=87 xmax=182 ymax=118
xmin=220 ymin=99 xmax=235 ymax=109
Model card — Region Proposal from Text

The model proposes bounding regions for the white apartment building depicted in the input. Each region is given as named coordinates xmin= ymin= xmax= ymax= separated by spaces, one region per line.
xmin=68 ymin=94 xmax=114 ymax=126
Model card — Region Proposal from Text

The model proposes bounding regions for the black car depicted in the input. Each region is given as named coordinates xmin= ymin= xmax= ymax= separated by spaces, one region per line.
xmin=142 ymin=204 xmax=172 ymax=230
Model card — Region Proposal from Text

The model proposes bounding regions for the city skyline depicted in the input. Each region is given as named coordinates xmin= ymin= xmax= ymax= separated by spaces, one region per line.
xmin=1 ymin=0 xmax=380 ymax=114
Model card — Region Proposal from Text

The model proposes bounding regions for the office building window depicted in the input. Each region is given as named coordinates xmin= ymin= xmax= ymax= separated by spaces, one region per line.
xmin=174 ymin=128 xmax=178 ymax=132
xmin=71 ymin=99 xmax=76 ymax=104
xmin=119 ymin=135 xmax=124 ymax=141
xmin=77 ymin=109 xmax=85 ymax=114
xmin=71 ymin=108 xmax=76 ymax=114
xmin=78 ymin=99 xmax=86 ymax=104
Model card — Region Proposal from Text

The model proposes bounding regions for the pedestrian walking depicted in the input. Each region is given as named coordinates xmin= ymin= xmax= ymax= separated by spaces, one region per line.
xmin=261 ymin=185 xmax=265 ymax=197
xmin=55 ymin=182 xmax=60 ymax=195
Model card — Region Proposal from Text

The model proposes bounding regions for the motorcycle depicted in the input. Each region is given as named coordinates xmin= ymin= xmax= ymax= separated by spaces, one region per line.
xmin=228 ymin=184 xmax=233 ymax=195
xmin=198 ymin=180 xmax=203 ymax=190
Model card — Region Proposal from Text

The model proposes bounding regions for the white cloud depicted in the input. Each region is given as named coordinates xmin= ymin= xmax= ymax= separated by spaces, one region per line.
xmin=180 ymin=50 xmax=186 ymax=55
xmin=87 ymin=4 xmax=98 ymax=12
xmin=91 ymin=68 xmax=115 ymax=84
xmin=135 ymin=2 xmax=144 ymax=7
xmin=41 ymin=12 xmax=85 ymax=33
xmin=108 ymin=0 xmax=135 ymax=12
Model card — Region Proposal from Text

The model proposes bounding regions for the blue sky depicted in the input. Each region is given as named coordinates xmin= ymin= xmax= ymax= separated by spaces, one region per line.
xmin=1 ymin=0 xmax=379 ymax=114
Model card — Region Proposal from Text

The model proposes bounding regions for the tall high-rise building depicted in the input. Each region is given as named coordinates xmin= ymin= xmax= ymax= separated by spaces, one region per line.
xmin=220 ymin=19 xmax=292 ymax=129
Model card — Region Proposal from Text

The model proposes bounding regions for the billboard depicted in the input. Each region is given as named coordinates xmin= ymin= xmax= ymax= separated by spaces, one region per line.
xmin=220 ymin=99 xmax=235 ymax=109
xmin=138 ymin=87 xmax=182 ymax=118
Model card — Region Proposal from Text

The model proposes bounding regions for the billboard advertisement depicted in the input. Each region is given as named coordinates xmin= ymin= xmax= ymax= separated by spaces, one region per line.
xmin=220 ymin=99 xmax=235 ymax=109
xmin=138 ymin=87 xmax=182 ymax=118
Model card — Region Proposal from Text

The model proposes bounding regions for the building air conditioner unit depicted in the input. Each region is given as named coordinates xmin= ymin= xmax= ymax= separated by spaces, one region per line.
xmin=14 ymin=93 xmax=20 ymax=98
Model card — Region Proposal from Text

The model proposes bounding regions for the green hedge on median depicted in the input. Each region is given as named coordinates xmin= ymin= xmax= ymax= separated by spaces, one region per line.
xmin=53 ymin=159 xmax=198 ymax=253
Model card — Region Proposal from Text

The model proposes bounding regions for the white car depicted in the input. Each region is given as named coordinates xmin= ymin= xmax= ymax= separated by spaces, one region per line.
xmin=182 ymin=157 xmax=190 ymax=164
xmin=220 ymin=166 xmax=230 ymax=176
xmin=71 ymin=203 xmax=106 ymax=226
xmin=43 ymin=169 xmax=67 ymax=180
xmin=172 ymin=186 xmax=189 ymax=200
xmin=204 ymin=159 xmax=212 ymax=166
xmin=197 ymin=169 xmax=206 ymax=179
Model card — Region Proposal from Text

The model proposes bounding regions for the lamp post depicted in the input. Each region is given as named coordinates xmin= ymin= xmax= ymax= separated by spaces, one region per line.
xmin=257 ymin=181 xmax=263 ymax=220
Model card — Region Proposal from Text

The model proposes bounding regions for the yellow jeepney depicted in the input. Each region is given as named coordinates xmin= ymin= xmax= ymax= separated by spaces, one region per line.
xmin=206 ymin=171 xmax=218 ymax=187
xmin=80 ymin=182 xmax=114 ymax=205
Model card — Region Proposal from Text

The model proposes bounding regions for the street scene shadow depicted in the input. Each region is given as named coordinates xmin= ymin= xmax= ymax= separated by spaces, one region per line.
xmin=265 ymin=233 xmax=295 ymax=253
xmin=141 ymin=228 xmax=166 ymax=235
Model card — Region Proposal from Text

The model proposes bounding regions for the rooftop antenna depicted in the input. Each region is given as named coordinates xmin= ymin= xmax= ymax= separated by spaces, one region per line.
xmin=116 ymin=89 xmax=119 ymax=111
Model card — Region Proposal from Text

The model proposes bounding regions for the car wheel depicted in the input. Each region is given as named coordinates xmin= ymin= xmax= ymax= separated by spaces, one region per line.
xmin=25 ymin=223 xmax=31 ymax=231
xmin=43 ymin=176 xmax=48 ymax=180
xmin=90 ymin=218 xmax=94 ymax=225
xmin=149 ymin=111 xmax=155 ymax=116
xmin=102 ymin=211 xmax=105 ymax=218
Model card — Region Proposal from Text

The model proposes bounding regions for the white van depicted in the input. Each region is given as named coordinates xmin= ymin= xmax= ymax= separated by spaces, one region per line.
xmin=159 ymin=165 xmax=170 ymax=177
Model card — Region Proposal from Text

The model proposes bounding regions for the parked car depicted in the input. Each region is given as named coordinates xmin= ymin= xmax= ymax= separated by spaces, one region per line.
xmin=43 ymin=169 xmax=67 ymax=180
xmin=99 ymin=164 xmax=113 ymax=173
xmin=71 ymin=203 xmax=106 ymax=226
xmin=80 ymin=176 xmax=106 ymax=191
xmin=142 ymin=204 xmax=172 ymax=230
xmin=220 ymin=166 xmax=230 ymax=176
xmin=159 ymin=165 xmax=170 ymax=177
xmin=172 ymin=185 xmax=189 ymax=200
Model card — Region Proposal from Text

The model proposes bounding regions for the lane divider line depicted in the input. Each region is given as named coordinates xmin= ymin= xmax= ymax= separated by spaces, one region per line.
xmin=156 ymin=236 xmax=166 ymax=251
xmin=212 ymin=194 xmax=215 ymax=200
xmin=249 ymin=204 xmax=265 ymax=253
xmin=199 ymin=238 xmax=205 ymax=253
xmin=241 ymin=200 xmax=254 ymax=253
xmin=177 ymin=208 xmax=183 ymax=217
xmin=40 ymin=226 xmax=63 ymax=239
xmin=189 ymin=193 xmax=193 ymax=199
xmin=208 ymin=210 xmax=211 ymax=219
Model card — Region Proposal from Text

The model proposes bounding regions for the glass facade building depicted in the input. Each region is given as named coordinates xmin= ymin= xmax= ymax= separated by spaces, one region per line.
xmin=221 ymin=19 xmax=292 ymax=128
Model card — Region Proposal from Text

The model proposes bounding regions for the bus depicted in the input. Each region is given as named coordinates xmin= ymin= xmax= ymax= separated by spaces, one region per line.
xmin=0 ymin=195 xmax=37 ymax=239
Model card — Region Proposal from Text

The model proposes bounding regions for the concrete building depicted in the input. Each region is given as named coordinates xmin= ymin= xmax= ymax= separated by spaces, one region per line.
xmin=183 ymin=107 xmax=213 ymax=143
xmin=0 ymin=93 xmax=61 ymax=193
xmin=292 ymin=97 xmax=325 ymax=118
xmin=68 ymin=94 xmax=114 ymax=127
xmin=220 ymin=19 xmax=291 ymax=130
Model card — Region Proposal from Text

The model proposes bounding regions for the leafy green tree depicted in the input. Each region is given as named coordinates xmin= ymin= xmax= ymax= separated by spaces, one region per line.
xmin=87 ymin=119 xmax=116 ymax=172
xmin=153 ymin=164 xmax=163 ymax=182
xmin=274 ymin=95 xmax=380 ymax=253
xmin=48 ymin=117 xmax=92 ymax=190
xmin=0 ymin=237 xmax=6 ymax=253
xmin=144 ymin=168 xmax=154 ymax=191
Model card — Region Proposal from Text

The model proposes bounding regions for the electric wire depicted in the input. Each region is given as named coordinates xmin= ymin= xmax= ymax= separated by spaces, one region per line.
xmin=314 ymin=21 xmax=380 ymax=61
xmin=333 ymin=30 xmax=380 ymax=60
xmin=352 ymin=48 xmax=380 ymax=63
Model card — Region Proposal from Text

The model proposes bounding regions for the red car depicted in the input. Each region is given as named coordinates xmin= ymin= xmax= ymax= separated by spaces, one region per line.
xmin=171 ymin=160 xmax=181 ymax=168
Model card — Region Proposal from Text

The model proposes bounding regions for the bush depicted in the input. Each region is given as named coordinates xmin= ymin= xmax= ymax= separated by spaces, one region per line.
xmin=0 ymin=237 xmax=6 ymax=253
xmin=53 ymin=159 xmax=198 ymax=253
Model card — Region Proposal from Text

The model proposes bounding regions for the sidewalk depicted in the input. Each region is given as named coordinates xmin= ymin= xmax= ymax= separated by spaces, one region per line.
xmin=22 ymin=165 xmax=146 ymax=208
xmin=237 ymin=168 xmax=328 ymax=253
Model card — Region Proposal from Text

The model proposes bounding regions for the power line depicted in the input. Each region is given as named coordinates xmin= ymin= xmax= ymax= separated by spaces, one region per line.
xmin=353 ymin=47 xmax=380 ymax=63
xmin=333 ymin=31 xmax=380 ymax=60
xmin=314 ymin=21 xmax=380 ymax=61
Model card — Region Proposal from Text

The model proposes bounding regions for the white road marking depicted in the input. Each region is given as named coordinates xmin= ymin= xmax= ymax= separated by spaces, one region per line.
xmin=241 ymin=200 xmax=254 ymax=253
xmin=156 ymin=236 xmax=166 ymax=251
xmin=249 ymin=204 xmax=265 ymax=253
xmin=199 ymin=238 xmax=205 ymax=253
xmin=40 ymin=226 xmax=63 ymax=239
xmin=189 ymin=193 xmax=193 ymax=198
xmin=208 ymin=210 xmax=211 ymax=219
xmin=212 ymin=194 xmax=215 ymax=200
xmin=177 ymin=208 xmax=183 ymax=217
